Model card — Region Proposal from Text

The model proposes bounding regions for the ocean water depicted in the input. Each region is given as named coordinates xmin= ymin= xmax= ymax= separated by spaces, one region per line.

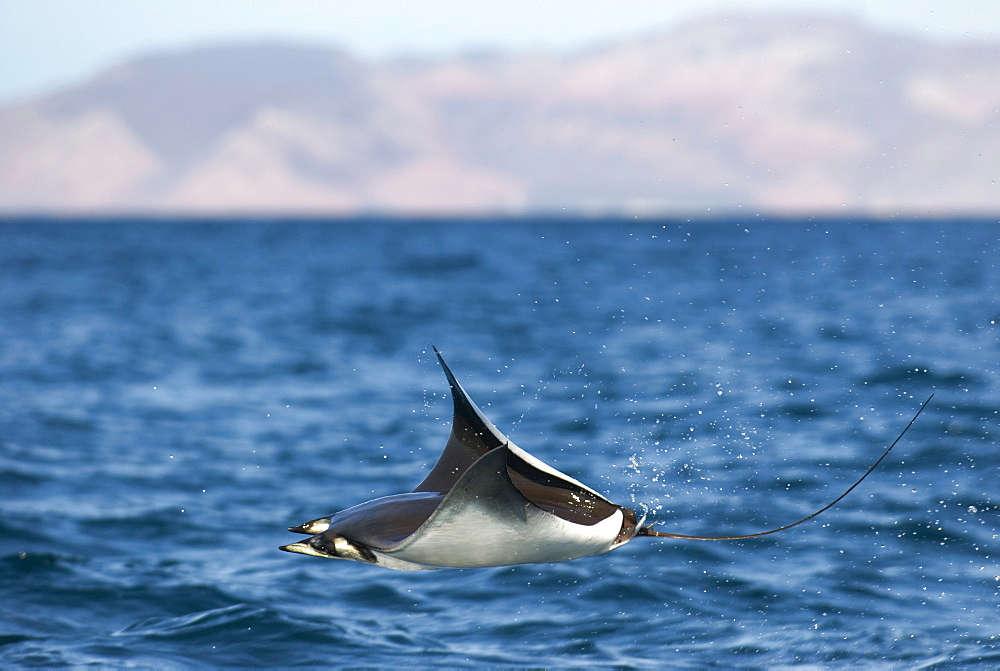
xmin=0 ymin=217 xmax=996 ymax=668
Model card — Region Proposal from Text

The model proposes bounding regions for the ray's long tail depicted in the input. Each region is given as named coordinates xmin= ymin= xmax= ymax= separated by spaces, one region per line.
xmin=638 ymin=394 xmax=934 ymax=541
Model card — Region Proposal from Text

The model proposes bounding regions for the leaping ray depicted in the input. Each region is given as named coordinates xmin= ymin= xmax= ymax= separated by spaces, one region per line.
xmin=280 ymin=349 xmax=933 ymax=570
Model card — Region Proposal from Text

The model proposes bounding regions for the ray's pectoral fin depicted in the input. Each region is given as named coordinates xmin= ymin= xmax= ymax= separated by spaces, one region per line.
xmin=386 ymin=443 xmax=534 ymax=561
xmin=411 ymin=346 xmax=509 ymax=494
xmin=410 ymin=442 xmax=531 ymax=536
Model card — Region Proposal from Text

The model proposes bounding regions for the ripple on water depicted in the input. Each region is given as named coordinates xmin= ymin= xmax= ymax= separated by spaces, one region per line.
xmin=1 ymin=219 xmax=996 ymax=667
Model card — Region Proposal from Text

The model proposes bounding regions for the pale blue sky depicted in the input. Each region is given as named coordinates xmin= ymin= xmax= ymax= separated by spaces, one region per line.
xmin=2 ymin=0 xmax=998 ymax=104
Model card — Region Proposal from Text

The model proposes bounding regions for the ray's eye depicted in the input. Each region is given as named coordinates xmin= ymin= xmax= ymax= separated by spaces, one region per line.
xmin=310 ymin=537 xmax=337 ymax=556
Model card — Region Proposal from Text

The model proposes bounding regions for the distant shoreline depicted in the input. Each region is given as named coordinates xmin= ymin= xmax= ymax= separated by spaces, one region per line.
xmin=2 ymin=211 xmax=997 ymax=225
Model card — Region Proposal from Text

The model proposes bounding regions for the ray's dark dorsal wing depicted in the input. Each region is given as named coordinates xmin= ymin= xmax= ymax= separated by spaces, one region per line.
xmin=505 ymin=448 xmax=623 ymax=526
xmin=414 ymin=347 xmax=627 ymax=528
xmin=412 ymin=347 xmax=508 ymax=493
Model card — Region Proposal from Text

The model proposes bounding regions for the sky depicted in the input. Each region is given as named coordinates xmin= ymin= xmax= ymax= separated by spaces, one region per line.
xmin=2 ymin=0 xmax=999 ymax=105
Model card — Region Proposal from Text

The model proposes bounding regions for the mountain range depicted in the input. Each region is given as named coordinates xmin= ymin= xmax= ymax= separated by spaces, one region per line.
xmin=2 ymin=12 xmax=998 ymax=216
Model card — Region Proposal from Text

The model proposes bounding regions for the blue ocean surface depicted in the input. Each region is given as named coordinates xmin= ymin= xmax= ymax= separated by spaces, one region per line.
xmin=0 ymin=217 xmax=997 ymax=668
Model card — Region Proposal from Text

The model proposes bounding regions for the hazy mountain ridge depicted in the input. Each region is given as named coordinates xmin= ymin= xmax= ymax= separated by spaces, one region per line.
xmin=2 ymin=13 xmax=998 ymax=216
